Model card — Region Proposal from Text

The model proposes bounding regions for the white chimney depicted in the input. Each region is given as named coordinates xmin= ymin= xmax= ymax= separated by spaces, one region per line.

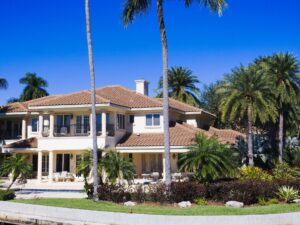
xmin=135 ymin=80 xmax=149 ymax=96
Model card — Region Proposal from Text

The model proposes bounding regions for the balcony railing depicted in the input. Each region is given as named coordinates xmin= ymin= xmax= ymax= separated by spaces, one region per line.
xmin=0 ymin=130 xmax=22 ymax=140
xmin=42 ymin=124 xmax=115 ymax=137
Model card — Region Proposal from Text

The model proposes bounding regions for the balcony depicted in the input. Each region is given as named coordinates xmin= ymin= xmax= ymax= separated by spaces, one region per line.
xmin=42 ymin=124 xmax=115 ymax=137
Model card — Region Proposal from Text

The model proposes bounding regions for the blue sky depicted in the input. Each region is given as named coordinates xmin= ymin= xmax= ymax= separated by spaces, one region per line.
xmin=0 ymin=0 xmax=300 ymax=105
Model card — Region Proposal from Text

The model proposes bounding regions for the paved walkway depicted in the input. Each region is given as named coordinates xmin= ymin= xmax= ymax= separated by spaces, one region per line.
xmin=0 ymin=202 xmax=300 ymax=225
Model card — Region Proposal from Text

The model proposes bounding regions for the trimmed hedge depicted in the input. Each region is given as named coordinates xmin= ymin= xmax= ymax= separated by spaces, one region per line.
xmin=0 ymin=190 xmax=15 ymax=201
xmin=95 ymin=180 xmax=300 ymax=205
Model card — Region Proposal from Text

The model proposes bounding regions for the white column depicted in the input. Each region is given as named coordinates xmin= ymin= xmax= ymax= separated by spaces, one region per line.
xmin=113 ymin=112 xmax=117 ymax=132
xmin=37 ymin=150 xmax=43 ymax=182
xmin=22 ymin=118 xmax=27 ymax=139
xmin=162 ymin=154 xmax=166 ymax=181
xmin=38 ymin=114 xmax=44 ymax=137
xmin=49 ymin=114 xmax=54 ymax=138
xmin=101 ymin=112 xmax=107 ymax=137
xmin=89 ymin=113 xmax=93 ymax=137
xmin=48 ymin=150 xmax=54 ymax=183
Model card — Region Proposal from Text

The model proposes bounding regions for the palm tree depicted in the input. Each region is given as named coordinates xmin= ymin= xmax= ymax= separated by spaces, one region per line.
xmin=7 ymin=97 xmax=20 ymax=104
xmin=179 ymin=133 xmax=237 ymax=182
xmin=19 ymin=73 xmax=49 ymax=101
xmin=218 ymin=64 xmax=277 ymax=166
xmin=85 ymin=0 xmax=98 ymax=201
xmin=0 ymin=78 xmax=8 ymax=90
xmin=156 ymin=66 xmax=200 ymax=106
xmin=101 ymin=150 xmax=135 ymax=185
xmin=0 ymin=155 xmax=32 ymax=190
xmin=261 ymin=53 xmax=300 ymax=163
xmin=123 ymin=0 xmax=227 ymax=188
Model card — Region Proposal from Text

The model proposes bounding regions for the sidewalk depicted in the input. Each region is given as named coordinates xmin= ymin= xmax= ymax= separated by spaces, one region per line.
xmin=0 ymin=202 xmax=300 ymax=225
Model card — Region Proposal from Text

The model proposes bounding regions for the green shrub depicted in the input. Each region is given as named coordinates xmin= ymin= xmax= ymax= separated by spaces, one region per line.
xmin=268 ymin=198 xmax=279 ymax=204
xmin=258 ymin=197 xmax=268 ymax=206
xmin=277 ymin=186 xmax=299 ymax=203
xmin=194 ymin=197 xmax=207 ymax=205
xmin=272 ymin=163 xmax=295 ymax=180
xmin=239 ymin=166 xmax=273 ymax=181
xmin=0 ymin=190 xmax=15 ymax=201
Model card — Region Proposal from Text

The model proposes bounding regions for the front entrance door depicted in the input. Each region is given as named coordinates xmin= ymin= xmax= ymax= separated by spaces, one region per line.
xmin=56 ymin=154 xmax=70 ymax=172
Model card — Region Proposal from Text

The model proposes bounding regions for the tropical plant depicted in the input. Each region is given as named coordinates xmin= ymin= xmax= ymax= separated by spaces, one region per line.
xmin=239 ymin=166 xmax=273 ymax=181
xmin=272 ymin=162 xmax=297 ymax=180
xmin=102 ymin=150 xmax=135 ymax=184
xmin=19 ymin=73 xmax=49 ymax=101
xmin=76 ymin=149 xmax=103 ymax=197
xmin=193 ymin=197 xmax=208 ymax=205
xmin=235 ymin=134 xmax=275 ymax=169
xmin=0 ymin=78 xmax=8 ymax=90
xmin=7 ymin=97 xmax=20 ymax=104
xmin=277 ymin=186 xmax=299 ymax=203
xmin=179 ymin=133 xmax=237 ymax=182
xmin=156 ymin=66 xmax=200 ymax=106
xmin=260 ymin=53 xmax=300 ymax=163
xmin=218 ymin=64 xmax=277 ymax=166
xmin=84 ymin=0 xmax=99 ymax=201
xmin=123 ymin=0 xmax=227 ymax=188
xmin=0 ymin=155 xmax=32 ymax=190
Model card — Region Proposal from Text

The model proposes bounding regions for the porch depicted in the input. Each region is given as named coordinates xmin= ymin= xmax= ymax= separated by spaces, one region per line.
xmin=14 ymin=150 xmax=86 ymax=183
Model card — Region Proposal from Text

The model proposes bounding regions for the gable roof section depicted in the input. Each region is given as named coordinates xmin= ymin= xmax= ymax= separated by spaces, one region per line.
xmin=96 ymin=86 xmax=162 ymax=108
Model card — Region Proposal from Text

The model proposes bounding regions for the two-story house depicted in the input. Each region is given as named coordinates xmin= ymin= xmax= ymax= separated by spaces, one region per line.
xmin=0 ymin=80 xmax=243 ymax=183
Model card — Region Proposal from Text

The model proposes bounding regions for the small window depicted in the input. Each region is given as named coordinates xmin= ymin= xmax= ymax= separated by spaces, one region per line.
xmin=145 ymin=114 xmax=160 ymax=126
xmin=31 ymin=117 xmax=38 ymax=132
xmin=129 ymin=115 xmax=134 ymax=124
xmin=117 ymin=114 xmax=125 ymax=129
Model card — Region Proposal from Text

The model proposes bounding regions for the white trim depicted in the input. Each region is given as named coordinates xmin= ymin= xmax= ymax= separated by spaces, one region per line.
xmin=116 ymin=146 xmax=189 ymax=153
xmin=130 ymin=107 xmax=163 ymax=111
xmin=28 ymin=103 xmax=111 ymax=110
xmin=0 ymin=112 xmax=28 ymax=116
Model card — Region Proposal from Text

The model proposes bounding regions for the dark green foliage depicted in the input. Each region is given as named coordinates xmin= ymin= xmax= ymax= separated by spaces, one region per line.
xmin=97 ymin=184 xmax=131 ymax=203
xmin=19 ymin=73 xmax=49 ymax=101
xmin=0 ymin=155 xmax=32 ymax=190
xmin=156 ymin=66 xmax=201 ymax=106
xmin=95 ymin=180 xmax=300 ymax=205
xmin=179 ymin=133 xmax=238 ymax=182
xmin=0 ymin=78 xmax=8 ymax=89
xmin=0 ymin=189 xmax=15 ymax=201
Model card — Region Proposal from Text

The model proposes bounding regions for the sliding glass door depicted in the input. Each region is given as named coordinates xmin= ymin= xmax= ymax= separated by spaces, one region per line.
xmin=56 ymin=154 xmax=70 ymax=172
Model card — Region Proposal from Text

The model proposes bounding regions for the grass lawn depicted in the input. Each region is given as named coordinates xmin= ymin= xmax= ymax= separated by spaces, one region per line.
xmin=12 ymin=198 xmax=300 ymax=216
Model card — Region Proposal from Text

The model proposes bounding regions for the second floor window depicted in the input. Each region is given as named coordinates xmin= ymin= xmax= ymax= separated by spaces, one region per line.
xmin=117 ymin=114 xmax=125 ymax=130
xmin=31 ymin=117 xmax=38 ymax=132
xmin=76 ymin=115 xmax=89 ymax=134
xmin=146 ymin=114 xmax=160 ymax=126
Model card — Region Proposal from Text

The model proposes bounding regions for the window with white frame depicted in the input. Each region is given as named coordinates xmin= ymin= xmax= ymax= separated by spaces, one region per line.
xmin=145 ymin=114 xmax=160 ymax=126
xmin=31 ymin=117 xmax=39 ymax=132
xmin=117 ymin=114 xmax=125 ymax=129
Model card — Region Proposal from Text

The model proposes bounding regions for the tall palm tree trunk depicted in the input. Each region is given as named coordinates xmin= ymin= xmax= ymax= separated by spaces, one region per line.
xmin=278 ymin=108 xmax=284 ymax=163
xmin=156 ymin=0 xmax=171 ymax=187
xmin=247 ymin=104 xmax=254 ymax=166
xmin=85 ymin=0 xmax=99 ymax=200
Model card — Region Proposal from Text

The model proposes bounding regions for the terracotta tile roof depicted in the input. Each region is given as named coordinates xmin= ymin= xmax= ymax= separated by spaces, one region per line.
xmin=0 ymin=85 xmax=211 ymax=114
xmin=117 ymin=123 xmax=244 ymax=147
xmin=156 ymin=98 xmax=202 ymax=113
xmin=96 ymin=86 xmax=162 ymax=108
xmin=3 ymin=137 xmax=38 ymax=148
xmin=0 ymin=102 xmax=27 ymax=113
xmin=29 ymin=91 xmax=109 ymax=106
xmin=118 ymin=123 xmax=197 ymax=147
xmin=208 ymin=127 xmax=246 ymax=144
